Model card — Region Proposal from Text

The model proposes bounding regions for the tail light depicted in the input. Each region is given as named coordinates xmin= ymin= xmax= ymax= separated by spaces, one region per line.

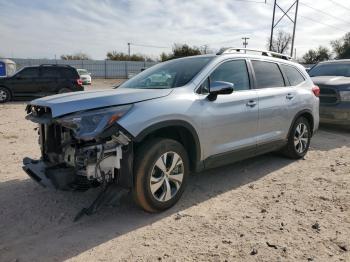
xmin=312 ymin=85 xmax=320 ymax=97
xmin=76 ymin=79 xmax=83 ymax=86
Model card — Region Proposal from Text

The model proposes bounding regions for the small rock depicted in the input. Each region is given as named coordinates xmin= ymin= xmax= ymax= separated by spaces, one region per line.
xmin=282 ymin=247 xmax=287 ymax=252
xmin=307 ymin=258 xmax=314 ymax=261
xmin=248 ymin=184 xmax=254 ymax=189
xmin=261 ymin=208 xmax=267 ymax=213
xmin=240 ymin=233 xmax=244 ymax=237
xmin=311 ymin=222 xmax=320 ymax=231
xmin=222 ymin=240 xmax=232 ymax=244
xmin=250 ymin=248 xmax=258 ymax=255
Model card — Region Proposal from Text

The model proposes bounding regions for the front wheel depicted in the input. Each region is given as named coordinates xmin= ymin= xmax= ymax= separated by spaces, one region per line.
xmin=58 ymin=88 xmax=71 ymax=94
xmin=133 ymin=138 xmax=189 ymax=212
xmin=282 ymin=117 xmax=311 ymax=159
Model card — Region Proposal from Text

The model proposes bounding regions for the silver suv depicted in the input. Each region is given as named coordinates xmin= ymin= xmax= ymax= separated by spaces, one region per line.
xmin=23 ymin=48 xmax=319 ymax=216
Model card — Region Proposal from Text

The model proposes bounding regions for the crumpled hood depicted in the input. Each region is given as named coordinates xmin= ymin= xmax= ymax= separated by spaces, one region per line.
xmin=29 ymin=88 xmax=173 ymax=118
xmin=311 ymin=76 xmax=350 ymax=86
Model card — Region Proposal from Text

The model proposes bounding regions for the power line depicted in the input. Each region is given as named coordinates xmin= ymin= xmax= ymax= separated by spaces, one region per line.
xmin=231 ymin=0 xmax=266 ymax=3
xmin=130 ymin=43 xmax=169 ymax=49
xmin=327 ymin=0 xmax=350 ymax=12
xmin=297 ymin=13 xmax=348 ymax=33
xmin=299 ymin=2 xmax=350 ymax=26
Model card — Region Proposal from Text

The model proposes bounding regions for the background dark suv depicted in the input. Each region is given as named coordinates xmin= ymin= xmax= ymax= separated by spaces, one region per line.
xmin=0 ymin=64 xmax=84 ymax=103
xmin=308 ymin=60 xmax=350 ymax=126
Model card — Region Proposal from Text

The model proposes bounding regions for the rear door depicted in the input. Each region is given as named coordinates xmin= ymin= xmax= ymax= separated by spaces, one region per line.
xmin=9 ymin=67 xmax=40 ymax=96
xmin=199 ymin=59 xmax=259 ymax=164
xmin=37 ymin=67 xmax=61 ymax=95
xmin=250 ymin=60 xmax=296 ymax=147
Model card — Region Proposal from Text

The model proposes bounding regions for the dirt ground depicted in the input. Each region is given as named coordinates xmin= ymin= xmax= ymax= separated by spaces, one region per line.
xmin=0 ymin=79 xmax=349 ymax=262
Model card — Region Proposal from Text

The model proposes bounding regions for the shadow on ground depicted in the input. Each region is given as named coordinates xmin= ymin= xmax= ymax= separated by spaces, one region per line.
xmin=0 ymin=126 xmax=349 ymax=261
xmin=0 ymin=152 xmax=293 ymax=261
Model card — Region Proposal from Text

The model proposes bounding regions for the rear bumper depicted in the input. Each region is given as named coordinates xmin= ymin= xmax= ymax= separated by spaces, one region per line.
xmin=320 ymin=102 xmax=350 ymax=125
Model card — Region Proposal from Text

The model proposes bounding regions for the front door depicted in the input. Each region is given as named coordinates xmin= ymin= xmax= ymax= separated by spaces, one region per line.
xmin=199 ymin=59 xmax=259 ymax=165
xmin=10 ymin=67 xmax=40 ymax=96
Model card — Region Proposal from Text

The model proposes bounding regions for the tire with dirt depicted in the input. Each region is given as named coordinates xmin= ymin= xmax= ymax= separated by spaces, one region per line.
xmin=282 ymin=117 xmax=311 ymax=159
xmin=0 ymin=87 xmax=11 ymax=103
xmin=133 ymin=138 xmax=189 ymax=212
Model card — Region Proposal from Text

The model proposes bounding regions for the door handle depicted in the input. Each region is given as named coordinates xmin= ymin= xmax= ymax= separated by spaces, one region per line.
xmin=246 ymin=100 xmax=257 ymax=107
xmin=286 ymin=93 xmax=294 ymax=100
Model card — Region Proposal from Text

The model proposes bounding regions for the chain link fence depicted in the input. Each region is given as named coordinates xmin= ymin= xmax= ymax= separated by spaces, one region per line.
xmin=11 ymin=58 xmax=158 ymax=79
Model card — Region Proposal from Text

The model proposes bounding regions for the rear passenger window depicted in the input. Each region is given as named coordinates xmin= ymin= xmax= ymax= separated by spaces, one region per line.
xmin=210 ymin=60 xmax=250 ymax=91
xmin=252 ymin=61 xmax=285 ymax=89
xmin=280 ymin=64 xmax=305 ymax=86
xmin=60 ymin=68 xmax=78 ymax=79
xmin=41 ymin=68 xmax=60 ymax=78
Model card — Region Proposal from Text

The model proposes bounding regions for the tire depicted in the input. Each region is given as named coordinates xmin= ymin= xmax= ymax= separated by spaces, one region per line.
xmin=133 ymin=138 xmax=189 ymax=212
xmin=0 ymin=87 xmax=11 ymax=103
xmin=58 ymin=88 xmax=71 ymax=94
xmin=282 ymin=117 xmax=311 ymax=159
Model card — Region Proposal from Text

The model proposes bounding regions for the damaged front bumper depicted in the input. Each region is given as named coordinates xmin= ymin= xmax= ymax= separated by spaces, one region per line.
xmin=23 ymin=105 xmax=134 ymax=191
xmin=23 ymin=157 xmax=76 ymax=190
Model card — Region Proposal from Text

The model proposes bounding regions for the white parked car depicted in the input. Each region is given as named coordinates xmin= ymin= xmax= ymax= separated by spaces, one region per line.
xmin=77 ymin=69 xmax=92 ymax=85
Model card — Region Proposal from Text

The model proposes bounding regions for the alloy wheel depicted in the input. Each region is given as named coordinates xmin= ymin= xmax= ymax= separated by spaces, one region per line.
xmin=150 ymin=151 xmax=184 ymax=202
xmin=0 ymin=90 xmax=8 ymax=102
xmin=294 ymin=123 xmax=309 ymax=154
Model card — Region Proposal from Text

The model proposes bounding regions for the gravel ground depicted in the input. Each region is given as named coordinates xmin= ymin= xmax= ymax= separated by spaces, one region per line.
xmin=0 ymin=80 xmax=349 ymax=261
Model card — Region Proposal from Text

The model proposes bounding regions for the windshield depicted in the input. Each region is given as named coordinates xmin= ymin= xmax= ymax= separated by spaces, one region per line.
xmin=309 ymin=63 xmax=350 ymax=77
xmin=77 ymin=69 xmax=88 ymax=75
xmin=120 ymin=56 xmax=214 ymax=89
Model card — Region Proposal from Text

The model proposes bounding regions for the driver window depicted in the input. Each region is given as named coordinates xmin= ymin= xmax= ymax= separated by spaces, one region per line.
xmin=17 ymin=68 xmax=39 ymax=78
xmin=210 ymin=60 xmax=250 ymax=91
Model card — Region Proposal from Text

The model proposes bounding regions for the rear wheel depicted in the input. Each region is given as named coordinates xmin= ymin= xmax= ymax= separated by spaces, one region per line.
xmin=0 ymin=87 xmax=11 ymax=103
xmin=58 ymin=88 xmax=71 ymax=94
xmin=282 ymin=117 xmax=311 ymax=159
xmin=133 ymin=138 xmax=189 ymax=212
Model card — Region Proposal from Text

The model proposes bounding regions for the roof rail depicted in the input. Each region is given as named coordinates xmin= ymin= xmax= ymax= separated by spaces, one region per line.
xmin=217 ymin=48 xmax=292 ymax=60
xmin=39 ymin=64 xmax=73 ymax=67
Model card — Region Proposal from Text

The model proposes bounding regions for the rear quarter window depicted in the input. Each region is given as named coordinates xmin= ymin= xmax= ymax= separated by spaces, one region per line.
xmin=60 ymin=68 xmax=79 ymax=79
xmin=251 ymin=60 xmax=285 ymax=89
xmin=41 ymin=67 xmax=61 ymax=78
xmin=280 ymin=64 xmax=305 ymax=86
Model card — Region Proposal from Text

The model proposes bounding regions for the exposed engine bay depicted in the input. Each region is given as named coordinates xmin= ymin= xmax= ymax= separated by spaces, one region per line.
xmin=23 ymin=105 xmax=134 ymax=192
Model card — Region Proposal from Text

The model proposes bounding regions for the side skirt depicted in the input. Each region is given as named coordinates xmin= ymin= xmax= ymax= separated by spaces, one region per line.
xmin=202 ymin=139 xmax=287 ymax=170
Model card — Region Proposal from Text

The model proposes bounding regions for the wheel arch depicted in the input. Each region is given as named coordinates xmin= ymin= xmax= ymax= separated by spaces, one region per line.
xmin=288 ymin=109 xmax=315 ymax=138
xmin=134 ymin=120 xmax=202 ymax=172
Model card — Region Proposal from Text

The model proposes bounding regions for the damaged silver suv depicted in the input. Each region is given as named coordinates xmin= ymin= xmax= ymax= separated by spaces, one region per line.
xmin=23 ymin=48 xmax=319 ymax=217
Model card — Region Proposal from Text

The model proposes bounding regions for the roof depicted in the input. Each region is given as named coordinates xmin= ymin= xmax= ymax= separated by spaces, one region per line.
xmin=319 ymin=59 xmax=350 ymax=64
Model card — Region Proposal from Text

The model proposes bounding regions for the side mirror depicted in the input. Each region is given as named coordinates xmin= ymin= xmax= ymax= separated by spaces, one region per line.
xmin=208 ymin=81 xmax=234 ymax=101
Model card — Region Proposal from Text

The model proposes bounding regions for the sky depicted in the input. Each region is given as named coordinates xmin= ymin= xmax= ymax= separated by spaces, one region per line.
xmin=0 ymin=0 xmax=349 ymax=60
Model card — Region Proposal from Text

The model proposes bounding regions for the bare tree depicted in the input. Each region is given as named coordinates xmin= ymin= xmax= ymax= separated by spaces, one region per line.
xmin=61 ymin=52 xmax=90 ymax=60
xmin=267 ymin=30 xmax=292 ymax=54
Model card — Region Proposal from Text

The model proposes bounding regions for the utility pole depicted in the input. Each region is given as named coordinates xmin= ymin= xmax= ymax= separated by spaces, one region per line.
xmin=242 ymin=37 xmax=249 ymax=48
xmin=127 ymin=42 xmax=131 ymax=57
xmin=269 ymin=0 xmax=299 ymax=57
